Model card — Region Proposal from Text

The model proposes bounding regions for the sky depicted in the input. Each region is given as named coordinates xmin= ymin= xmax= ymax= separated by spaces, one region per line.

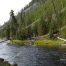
xmin=0 ymin=0 xmax=32 ymax=25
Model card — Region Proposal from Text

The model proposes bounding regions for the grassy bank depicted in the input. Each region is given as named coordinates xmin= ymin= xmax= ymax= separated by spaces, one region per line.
xmin=34 ymin=40 xmax=61 ymax=48
xmin=10 ymin=40 xmax=30 ymax=46
xmin=10 ymin=39 xmax=62 ymax=48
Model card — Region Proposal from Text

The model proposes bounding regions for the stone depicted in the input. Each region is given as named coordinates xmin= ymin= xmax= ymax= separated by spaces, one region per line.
xmin=60 ymin=59 xmax=66 ymax=65
xmin=0 ymin=58 xmax=4 ymax=62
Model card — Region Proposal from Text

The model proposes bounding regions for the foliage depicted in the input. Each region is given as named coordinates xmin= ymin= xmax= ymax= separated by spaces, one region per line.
xmin=0 ymin=0 xmax=66 ymax=40
xmin=34 ymin=39 xmax=61 ymax=48
xmin=11 ymin=40 xmax=30 ymax=45
xmin=10 ymin=10 xmax=18 ymax=39
xmin=5 ymin=24 xmax=10 ymax=39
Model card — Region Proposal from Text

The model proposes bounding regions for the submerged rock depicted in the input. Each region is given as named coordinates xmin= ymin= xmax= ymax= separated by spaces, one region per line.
xmin=0 ymin=58 xmax=18 ymax=66
xmin=60 ymin=59 xmax=66 ymax=65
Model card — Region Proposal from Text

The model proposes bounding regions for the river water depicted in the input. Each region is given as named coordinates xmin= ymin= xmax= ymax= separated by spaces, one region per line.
xmin=0 ymin=42 xmax=66 ymax=66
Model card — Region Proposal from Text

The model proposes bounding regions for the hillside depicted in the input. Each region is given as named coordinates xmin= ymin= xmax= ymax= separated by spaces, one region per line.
xmin=0 ymin=0 xmax=66 ymax=40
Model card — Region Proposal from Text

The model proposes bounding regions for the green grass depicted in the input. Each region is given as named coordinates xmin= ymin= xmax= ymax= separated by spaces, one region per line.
xmin=34 ymin=39 xmax=61 ymax=48
xmin=0 ymin=61 xmax=11 ymax=66
xmin=10 ymin=40 xmax=30 ymax=46
xmin=10 ymin=39 xmax=65 ymax=49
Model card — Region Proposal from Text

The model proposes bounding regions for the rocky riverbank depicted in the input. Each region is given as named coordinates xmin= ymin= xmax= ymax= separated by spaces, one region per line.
xmin=0 ymin=58 xmax=17 ymax=66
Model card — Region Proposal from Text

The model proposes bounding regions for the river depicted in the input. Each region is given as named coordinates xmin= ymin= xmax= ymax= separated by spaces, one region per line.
xmin=0 ymin=42 xmax=66 ymax=66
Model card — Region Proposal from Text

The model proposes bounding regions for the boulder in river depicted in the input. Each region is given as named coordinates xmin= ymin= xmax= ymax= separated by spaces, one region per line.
xmin=60 ymin=59 xmax=66 ymax=65
xmin=0 ymin=58 xmax=4 ymax=62
xmin=0 ymin=58 xmax=18 ymax=66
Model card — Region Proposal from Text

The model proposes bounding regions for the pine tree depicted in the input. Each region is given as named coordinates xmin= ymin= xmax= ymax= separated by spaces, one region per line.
xmin=10 ymin=10 xmax=18 ymax=39
xmin=6 ymin=24 xmax=10 ymax=39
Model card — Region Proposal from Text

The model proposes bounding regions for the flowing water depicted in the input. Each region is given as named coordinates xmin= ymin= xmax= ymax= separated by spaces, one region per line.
xmin=0 ymin=42 xmax=66 ymax=66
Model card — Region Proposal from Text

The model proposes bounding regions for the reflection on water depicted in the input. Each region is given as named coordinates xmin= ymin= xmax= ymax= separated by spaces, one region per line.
xmin=0 ymin=42 xmax=66 ymax=66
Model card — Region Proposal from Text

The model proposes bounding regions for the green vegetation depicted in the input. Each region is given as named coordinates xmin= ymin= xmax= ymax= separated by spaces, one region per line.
xmin=34 ymin=39 xmax=61 ymax=48
xmin=10 ymin=39 xmax=62 ymax=49
xmin=0 ymin=62 xmax=10 ymax=66
xmin=0 ymin=0 xmax=66 ymax=46
xmin=11 ymin=40 xmax=30 ymax=45
xmin=0 ymin=59 xmax=14 ymax=66
xmin=60 ymin=26 xmax=66 ymax=39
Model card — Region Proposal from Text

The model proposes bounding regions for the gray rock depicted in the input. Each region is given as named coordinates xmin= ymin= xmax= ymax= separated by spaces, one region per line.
xmin=60 ymin=59 xmax=66 ymax=65
xmin=0 ymin=58 xmax=4 ymax=62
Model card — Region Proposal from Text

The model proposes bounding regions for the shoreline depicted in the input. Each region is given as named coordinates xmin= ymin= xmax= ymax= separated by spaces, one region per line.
xmin=10 ymin=39 xmax=66 ymax=49
xmin=0 ymin=58 xmax=17 ymax=66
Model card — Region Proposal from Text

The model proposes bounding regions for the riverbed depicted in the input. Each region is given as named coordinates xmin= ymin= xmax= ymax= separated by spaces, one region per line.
xmin=0 ymin=42 xmax=66 ymax=66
